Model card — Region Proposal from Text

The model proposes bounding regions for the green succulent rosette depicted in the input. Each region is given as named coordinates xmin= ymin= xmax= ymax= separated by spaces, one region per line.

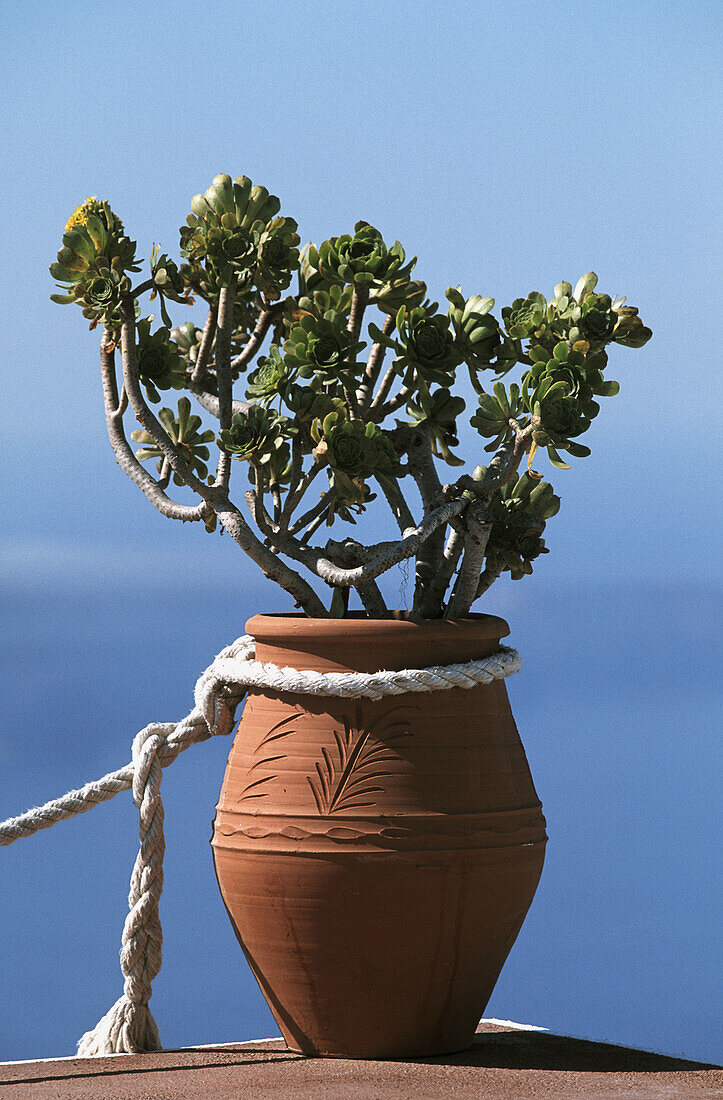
xmin=296 ymin=283 xmax=353 ymax=322
xmin=170 ymin=321 xmax=203 ymax=366
xmin=369 ymin=304 xmax=460 ymax=392
xmin=501 ymin=275 xmax=651 ymax=363
xmin=179 ymin=174 xmax=299 ymax=295
xmin=311 ymin=411 xmax=400 ymax=504
xmin=501 ymin=291 xmax=548 ymax=341
xmin=245 ymin=344 xmax=297 ymax=405
xmin=131 ymin=397 xmax=214 ymax=485
xmin=470 ymin=381 xmax=523 ymax=452
xmin=406 ymin=387 xmax=466 ymax=466
xmin=611 ymin=305 xmax=652 ymax=348
xmin=310 ymin=221 xmax=411 ymax=288
xmin=136 ymin=319 xmax=187 ymax=403
xmin=50 ymin=197 xmax=140 ymax=330
xmin=445 ymin=288 xmax=504 ymax=369
xmin=369 ymin=272 xmax=427 ymax=316
xmin=255 ymin=217 xmax=302 ymax=299
xmin=484 ymin=472 xmax=560 ymax=580
xmin=522 ymin=340 xmax=622 ymax=466
xmin=218 ymin=405 xmax=291 ymax=485
xmin=148 ymin=244 xmax=190 ymax=326
xmin=283 ymin=314 xmax=365 ymax=391
xmin=284 ymin=386 xmax=345 ymax=425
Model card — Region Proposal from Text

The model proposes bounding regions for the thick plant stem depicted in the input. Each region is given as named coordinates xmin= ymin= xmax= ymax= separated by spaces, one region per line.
xmin=214 ymin=282 xmax=235 ymax=488
xmin=120 ymin=300 xmax=211 ymax=496
xmin=407 ymin=432 xmax=446 ymax=617
xmin=356 ymin=580 xmax=390 ymax=618
xmin=230 ymin=300 xmax=290 ymax=373
xmin=446 ymin=506 xmax=492 ymax=618
xmin=425 ymin=524 xmax=464 ymax=614
xmin=357 ymin=313 xmax=394 ymax=411
xmin=216 ymin=505 xmax=326 ymax=616
xmin=378 ymin=477 xmax=416 ymax=536
xmin=347 ymin=282 xmax=369 ymax=344
xmin=248 ymin=487 xmax=465 ymax=590
xmin=474 ymin=564 xmax=502 ymax=601
xmin=118 ymin=301 xmax=325 ymax=613
xmin=189 ymin=306 xmax=218 ymax=383
xmin=185 ymin=379 xmax=249 ymax=420
xmin=100 ymin=334 xmax=205 ymax=523
xmin=369 ymin=363 xmax=398 ymax=411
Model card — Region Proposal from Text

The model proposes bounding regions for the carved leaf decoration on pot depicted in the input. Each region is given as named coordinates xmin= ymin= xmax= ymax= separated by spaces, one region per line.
xmin=307 ymin=703 xmax=414 ymax=814
xmin=235 ymin=712 xmax=299 ymax=803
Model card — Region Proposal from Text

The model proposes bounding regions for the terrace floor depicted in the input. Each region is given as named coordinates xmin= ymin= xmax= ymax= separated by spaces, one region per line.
xmin=2 ymin=1020 xmax=720 ymax=1099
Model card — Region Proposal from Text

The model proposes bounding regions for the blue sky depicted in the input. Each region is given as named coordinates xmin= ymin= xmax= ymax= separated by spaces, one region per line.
xmin=1 ymin=0 xmax=721 ymax=1065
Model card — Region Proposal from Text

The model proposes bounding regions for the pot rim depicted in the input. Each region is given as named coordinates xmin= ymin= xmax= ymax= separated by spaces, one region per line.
xmin=246 ymin=611 xmax=510 ymax=643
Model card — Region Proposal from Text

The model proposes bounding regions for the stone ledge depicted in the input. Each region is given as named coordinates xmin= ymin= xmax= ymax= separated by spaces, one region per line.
xmin=1 ymin=1021 xmax=720 ymax=1099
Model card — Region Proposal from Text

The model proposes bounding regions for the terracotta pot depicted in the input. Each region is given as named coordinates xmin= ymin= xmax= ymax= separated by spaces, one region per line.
xmin=212 ymin=613 xmax=547 ymax=1059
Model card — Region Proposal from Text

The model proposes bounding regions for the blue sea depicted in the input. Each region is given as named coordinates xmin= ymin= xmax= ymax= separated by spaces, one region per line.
xmin=1 ymin=577 xmax=720 ymax=1065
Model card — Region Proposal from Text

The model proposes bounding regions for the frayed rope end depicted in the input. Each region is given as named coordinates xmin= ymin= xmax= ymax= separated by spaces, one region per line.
xmin=77 ymin=995 xmax=161 ymax=1056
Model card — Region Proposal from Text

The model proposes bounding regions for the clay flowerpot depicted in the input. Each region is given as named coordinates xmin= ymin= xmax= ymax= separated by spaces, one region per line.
xmin=212 ymin=613 xmax=547 ymax=1059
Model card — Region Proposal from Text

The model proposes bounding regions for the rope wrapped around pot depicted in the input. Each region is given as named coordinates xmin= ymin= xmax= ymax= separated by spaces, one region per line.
xmin=0 ymin=633 xmax=521 ymax=1056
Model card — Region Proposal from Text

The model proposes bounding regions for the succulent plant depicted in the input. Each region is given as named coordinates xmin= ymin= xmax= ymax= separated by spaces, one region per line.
xmin=170 ymin=321 xmax=203 ymax=366
xmin=218 ymin=405 xmax=291 ymax=484
xmin=310 ymin=222 xmax=411 ymax=288
xmin=296 ymin=283 xmax=353 ymax=321
xmin=131 ymin=397 xmax=214 ymax=485
xmin=406 ymin=387 xmax=466 ymax=466
xmin=50 ymin=197 xmax=140 ymax=329
xmin=471 ymin=381 xmax=523 ymax=452
xmin=179 ymin=174 xmax=299 ymax=294
xmin=136 ymin=319 xmax=187 ymax=403
xmin=52 ymin=171 xmax=652 ymax=618
xmin=284 ymin=386 xmax=345 ymax=425
xmin=370 ymin=272 xmax=427 ymax=316
xmin=369 ymin=304 xmax=460 ymax=393
xmin=484 ymin=472 xmax=560 ymax=580
xmin=283 ymin=313 xmax=365 ymax=391
xmin=311 ymin=411 xmax=400 ymax=504
xmin=246 ymin=345 xmax=297 ymax=405
xmin=502 ymin=292 xmax=548 ymax=340
xmin=612 ymin=306 xmax=653 ymax=348
xmin=446 ymin=288 xmax=503 ymax=369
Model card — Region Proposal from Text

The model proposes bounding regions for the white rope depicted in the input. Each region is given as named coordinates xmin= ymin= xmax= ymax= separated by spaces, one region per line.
xmin=1 ymin=632 xmax=520 ymax=1057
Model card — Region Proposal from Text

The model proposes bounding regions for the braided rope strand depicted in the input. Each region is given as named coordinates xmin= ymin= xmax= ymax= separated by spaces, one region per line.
xmin=1 ymin=633 xmax=520 ymax=1057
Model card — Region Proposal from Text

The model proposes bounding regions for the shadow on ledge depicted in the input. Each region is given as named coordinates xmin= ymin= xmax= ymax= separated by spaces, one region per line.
xmin=418 ymin=1028 xmax=719 ymax=1073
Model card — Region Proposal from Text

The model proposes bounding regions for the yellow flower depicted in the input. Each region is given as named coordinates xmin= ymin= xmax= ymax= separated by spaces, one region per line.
xmin=64 ymin=197 xmax=103 ymax=233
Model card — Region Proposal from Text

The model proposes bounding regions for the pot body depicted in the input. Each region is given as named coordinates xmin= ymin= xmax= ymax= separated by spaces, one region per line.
xmin=212 ymin=614 xmax=546 ymax=1058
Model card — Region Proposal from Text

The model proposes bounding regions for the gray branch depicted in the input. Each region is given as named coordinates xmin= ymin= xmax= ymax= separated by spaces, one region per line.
xmin=357 ymin=580 xmax=389 ymax=618
xmin=347 ymin=283 xmax=369 ymax=344
xmin=215 ymin=503 xmax=326 ymax=616
xmin=369 ymin=361 xmax=399 ymax=411
xmin=229 ymin=299 xmax=292 ymax=373
xmin=377 ymin=476 xmax=416 ymax=535
xmin=100 ymin=335 xmax=205 ymax=523
xmin=446 ymin=505 xmax=492 ymax=618
xmin=405 ymin=429 xmax=447 ymax=617
xmin=356 ymin=312 xmax=394 ymax=411
xmin=189 ymin=305 xmax=218 ymax=383
xmin=248 ymin=486 xmax=464 ymax=589
xmin=288 ymin=487 xmax=336 ymax=536
xmin=424 ymin=523 xmax=464 ymax=613
xmin=474 ymin=563 xmax=502 ymax=602
xmin=120 ymin=299 xmax=211 ymax=498
xmin=185 ymin=379 xmax=249 ymax=420
xmin=214 ymin=282 xmax=235 ymax=488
